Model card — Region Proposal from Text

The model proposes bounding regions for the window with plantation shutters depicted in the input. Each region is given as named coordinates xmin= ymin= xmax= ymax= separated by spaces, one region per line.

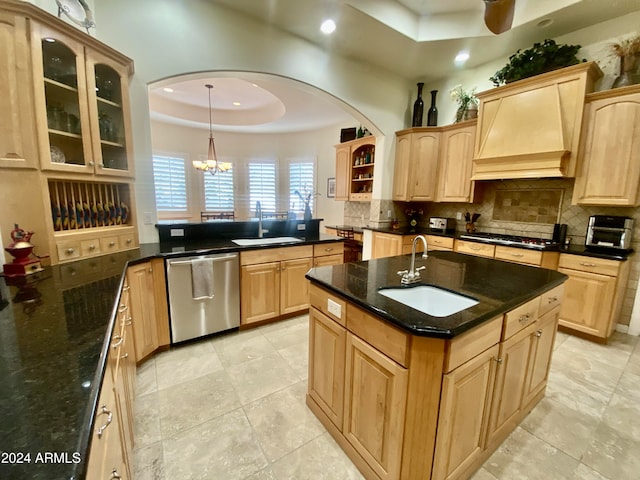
xmin=249 ymin=162 xmax=277 ymax=212
xmin=289 ymin=162 xmax=315 ymax=213
xmin=152 ymin=155 xmax=187 ymax=211
xmin=203 ymin=166 xmax=234 ymax=210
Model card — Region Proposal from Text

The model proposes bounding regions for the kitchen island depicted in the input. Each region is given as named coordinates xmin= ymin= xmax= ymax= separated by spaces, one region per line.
xmin=305 ymin=251 xmax=567 ymax=480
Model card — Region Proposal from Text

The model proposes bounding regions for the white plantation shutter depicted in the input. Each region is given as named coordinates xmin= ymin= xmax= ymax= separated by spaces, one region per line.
xmin=203 ymin=166 xmax=234 ymax=210
xmin=152 ymin=155 xmax=187 ymax=211
xmin=289 ymin=162 xmax=315 ymax=213
xmin=249 ymin=162 xmax=277 ymax=212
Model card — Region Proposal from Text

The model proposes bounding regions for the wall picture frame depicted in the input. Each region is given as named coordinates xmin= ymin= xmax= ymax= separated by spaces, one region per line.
xmin=327 ymin=177 xmax=336 ymax=198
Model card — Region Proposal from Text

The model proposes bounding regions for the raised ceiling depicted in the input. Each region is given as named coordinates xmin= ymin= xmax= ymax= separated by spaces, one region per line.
xmin=149 ymin=0 xmax=640 ymax=133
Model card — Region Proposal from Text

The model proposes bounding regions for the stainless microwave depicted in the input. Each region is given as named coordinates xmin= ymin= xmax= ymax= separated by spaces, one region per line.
xmin=585 ymin=215 xmax=633 ymax=251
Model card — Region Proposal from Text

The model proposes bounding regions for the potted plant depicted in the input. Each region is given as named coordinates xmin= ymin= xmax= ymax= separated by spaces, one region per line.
xmin=449 ymin=85 xmax=479 ymax=122
xmin=610 ymin=35 xmax=640 ymax=88
xmin=489 ymin=39 xmax=585 ymax=86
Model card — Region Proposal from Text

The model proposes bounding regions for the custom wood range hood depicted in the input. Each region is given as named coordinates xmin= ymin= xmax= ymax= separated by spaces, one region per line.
xmin=471 ymin=62 xmax=603 ymax=180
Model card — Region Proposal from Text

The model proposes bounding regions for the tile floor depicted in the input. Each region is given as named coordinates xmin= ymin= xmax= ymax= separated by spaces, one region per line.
xmin=133 ymin=315 xmax=640 ymax=480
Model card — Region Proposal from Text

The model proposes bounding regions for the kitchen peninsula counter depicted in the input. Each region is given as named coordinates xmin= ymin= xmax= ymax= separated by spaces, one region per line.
xmin=0 ymin=233 xmax=341 ymax=479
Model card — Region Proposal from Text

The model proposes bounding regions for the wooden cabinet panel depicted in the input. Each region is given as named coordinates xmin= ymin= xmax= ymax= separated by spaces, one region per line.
xmin=392 ymin=133 xmax=412 ymax=201
xmin=313 ymin=254 xmax=343 ymax=267
xmin=280 ymin=257 xmax=313 ymax=315
xmin=313 ymin=242 xmax=344 ymax=258
xmin=240 ymin=262 xmax=280 ymax=325
xmin=344 ymin=333 xmax=408 ymax=480
xmin=426 ymin=235 xmax=454 ymax=251
xmin=335 ymin=144 xmax=350 ymax=201
xmin=433 ymin=344 xmax=499 ymax=480
xmin=502 ymin=297 xmax=539 ymax=340
xmin=308 ymin=308 xmax=346 ymax=429
xmin=437 ymin=123 xmax=476 ymax=202
xmin=494 ymin=245 xmax=543 ymax=266
xmin=454 ymin=240 xmax=495 ymax=258
xmin=523 ymin=308 xmax=559 ymax=408
xmin=334 ymin=137 xmax=375 ymax=202
xmin=127 ymin=262 xmax=160 ymax=362
xmin=410 ymin=130 xmax=440 ymax=201
xmin=573 ymin=86 xmax=640 ymax=206
xmin=371 ymin=232 xmax=403 ymax=259
xmin=0 ymin=12 xmax=37 ymax=168
xmin=538 ymin=284 xmax=564 ymax=317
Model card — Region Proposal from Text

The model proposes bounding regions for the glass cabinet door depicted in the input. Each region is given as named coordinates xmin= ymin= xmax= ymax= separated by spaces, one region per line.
xmin=85 ymin=50 xmax=133 ymax=177
xmin=35 ymin=25 xmax=93 ymax=173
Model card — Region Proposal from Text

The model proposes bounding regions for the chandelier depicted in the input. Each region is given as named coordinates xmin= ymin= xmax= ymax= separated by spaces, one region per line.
xmin=192 ymin=84 xmax=232 ymax=175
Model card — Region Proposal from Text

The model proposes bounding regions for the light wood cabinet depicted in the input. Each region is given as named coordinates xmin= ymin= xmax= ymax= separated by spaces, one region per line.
xmin=313 ymin=241 xmax=344 ymax=267
xmin=371 ymin=231 xmax=403 ymax=259
xmin=240 ymin=245 xmax=314 ymax=325
xmin=522 ymin=307 xmax=559 ymax=408
xmin=126 ymin=258 xmax=170 ymax=362
xmin=426 ymin=235 xmax=454 ymax=252
xmin=572 ymin=84 xmax=640 ymax=206
xmin=472 ymin=62 xmax=601 ymax=180
xmin=456 ymin=240 xmax=559 ymax=269
xmin=558 ymin=253 xmax=629 ymax=341
xmin=454 ymin=239 xmax=496 ymax=258
xmin=437 ymin=122 xmax=477 ymax=202
xmin=334 ymin=136 xmax=376 ymax=202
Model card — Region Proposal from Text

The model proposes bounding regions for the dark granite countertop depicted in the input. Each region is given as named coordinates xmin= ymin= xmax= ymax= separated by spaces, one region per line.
xmin=0 ymin=233 xmax=342 ymax=479
xmin=305 ymin=250 xmax=567 ymax=338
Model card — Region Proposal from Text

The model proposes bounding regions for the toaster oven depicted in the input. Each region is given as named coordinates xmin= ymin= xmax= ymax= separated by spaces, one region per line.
xmin=585 ymin=215 xmax=633 ymax=251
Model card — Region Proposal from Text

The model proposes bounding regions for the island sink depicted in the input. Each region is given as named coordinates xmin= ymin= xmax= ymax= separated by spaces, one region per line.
xmin=378 ymin=285 xmax=479 ymax=317
xmin=231 ymin=236 xmax=303 ymax=246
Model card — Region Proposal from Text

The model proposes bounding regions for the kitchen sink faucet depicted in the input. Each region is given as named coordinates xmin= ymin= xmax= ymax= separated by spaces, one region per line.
xmin=397 ymin=235 xmax=428 ymax=285
xmin=256 ymin=201 xmax=264 ymax=238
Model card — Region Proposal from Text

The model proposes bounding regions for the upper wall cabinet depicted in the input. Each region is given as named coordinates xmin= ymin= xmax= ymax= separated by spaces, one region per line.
xmin=334 ymin=136 xmax=376 ymax=202
xmin=472 ymin=62 xmax=602 ymax=181
xmin=572 ymin=84 xmax=640 ymax=206
xmin=0 ymin=11 xmax=38 ymax=169
xmin=393 ymin=120 xmax=476 ymax=203
xmin=31 ymin=22 xmax=134 ymax=177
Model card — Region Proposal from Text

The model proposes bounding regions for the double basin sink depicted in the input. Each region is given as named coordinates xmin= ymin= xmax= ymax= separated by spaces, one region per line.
xmin=231 ymin=237 xmax=303 ymax=246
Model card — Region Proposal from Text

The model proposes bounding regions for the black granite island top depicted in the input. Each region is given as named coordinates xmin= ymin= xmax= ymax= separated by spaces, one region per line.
xmin=305 ymin=250 xmax=567 ymax=338
xmin=0 ymin=232 xmax=342 ymax=480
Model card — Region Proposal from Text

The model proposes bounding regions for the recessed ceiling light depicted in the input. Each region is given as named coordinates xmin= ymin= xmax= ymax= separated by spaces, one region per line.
xmin=44 ymin=37 xmax=56 ymax=43
xmin=233 ymin=101 xmax=241 ymax=106
xmin=537 ymin=18 xmax=553 ymax=28
xmin=320 ymin=19 xmax=336 ymax=35
xmin=454 ymin=51 xmax=470 ymax=65
xmin=163 ymin=87 xmax=174 ymax=93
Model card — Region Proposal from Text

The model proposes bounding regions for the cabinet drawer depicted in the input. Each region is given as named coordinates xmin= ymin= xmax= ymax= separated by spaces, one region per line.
xmin=558 ymin=254 xmax=621 ymax=276
xmin=494 ymin=246 xmax=542 ymax=266
xmin=426 ymin=235 xmax=454 ymax=250
xmin=313 ymin=254 xmax=343 ymax=267
xmin=310 ymin=284 xmax=346 ymax=326
xmin=240 ymin=245 xmax=313 ymax=265
xmin=346 ymin=303 xmax=409 ymax=367
xmin=444 ymin=315 xmax=502 ymax=373
xmin=80 ymin=238 xmax=102 ymax=256
xmin=100 ymin=235 xmax=120 ymax=253
xmin=503 ymin=297 xmax=539 ymax=340
xmin=313 ymin=242 xmax=344 ymax=257
xmin=539 ymin=284 xmax=565 ymax=317
xmin=57 ymin=240 xmax=82 ymax=261
xmin=118 ymin=232 xmax=138 ymax=249
xmin=455 ymin=240 xmax=496 ymax=258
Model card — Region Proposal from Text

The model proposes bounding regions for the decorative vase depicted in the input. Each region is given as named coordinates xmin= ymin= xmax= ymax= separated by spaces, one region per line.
xmin=612 ymin=53 xmax=640 ymax=89
xmin=464 ymin=106 xmax=478 ymax=120
xmin=412 ymin=82 xmax=424 ymax=127
xmin=427 ymin=90 xmax=438 ymax=126
xmin=304 ymin=202 xmax=312 ymax=221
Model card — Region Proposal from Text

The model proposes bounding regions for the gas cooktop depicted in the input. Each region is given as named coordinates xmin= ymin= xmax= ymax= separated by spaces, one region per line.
xmin=459 ymin=232 xmax=559 ymax=250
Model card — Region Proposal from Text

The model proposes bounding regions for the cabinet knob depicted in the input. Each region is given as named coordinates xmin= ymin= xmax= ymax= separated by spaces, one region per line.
xmin=118 ymin=304 xmax=128 ymax=313
xmin=120 ymin=353 xmax=129 ymax=360
xmin=495 ymin=357 xmax=503 ymax=364
xmin=580 ymin=262 xmax=597 ymax=267
xmin=547 ymin=296 xmax=558 ymax=304
xmin=511 ymin=253 xmax=524 ymax=258
xmin=518 ymin=313 xmax=531 ymax=323
xmin=66 ymin=248 xmax=75 ymax=254
xmin=88 ymin=161 xmax=95 ymax=166
xmin=123 ymin=285 xmax=130 ymax=292
xmin=126 ymin=238 xmax=132 ymax=244
xmin=325 ymin=247 xmax=334 ymax=252
xmin=89 ymin=244 xmax=96 ymax=250
xmin=110 ymin=468 xmax=122 ymax=479
xmin=125 ymin=316 xmax=132 ymax=326
xmin=536 ymin=330 xmax=543 ymax=337
xmin=148 ymin=268 xmax=153 ymax=273
xmin=111 ymin=334 xmax=124 ymax=349
xmin=108 ymin=241 xmax=116 ymax=247
xmin=95 ymin=405 xmax=113 ymax=438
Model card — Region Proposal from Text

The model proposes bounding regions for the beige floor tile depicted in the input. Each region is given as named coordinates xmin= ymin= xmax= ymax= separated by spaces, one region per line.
xmin=545 ymin=367 xmax=613 ymax=418
xmin=561 ymin=335 xmax=633 ymax=371
xmin=521 ymin=396 xmax=600 ymax=459
xmin=582 ymin=422 xmax=640 ymax=480
xmin=213 ymin=331 xmax=278 ymax=368
xmin=156 ymin=370 xmax=240 ymax=438
xmin=227 ymin=352 xmax=300 ymax=404
xmin=469 ymin=467 xmax=498 ymax=479
xmin=263 ymin=319 xmax=309 ymax=350
xmin=242 ymin=466 xmax=278 ymax=479
xmin=155 ymin=340 xmax=223 ymax=390
xmin=133 ymin=440 xmax=165 ymax=480
xmin=135 ymin=357 xmax=157 ymax=396
xmin=616 ymin=369 xmax=640 ymax=400
xmin=244 ymin=381 xmax=324 ymax=462
xmin=600 ymin=392 xmax=640 ymax=441
xmin=572 ymin=463 xmax=611 ymax=480
xmin=553 ymin=330 xmax=570 ymax=351
xmin=134 ymin=391 xmax=162 ymax=448
xmin=483 ymin=427 xmax=580 ymax=479
xmin=277 ymin=340 xmax=309 ymax=381
xmin=270 ymin=433 xmax=365 ymax=480
xmin=163 ymin=408 xmax=268 ymax=480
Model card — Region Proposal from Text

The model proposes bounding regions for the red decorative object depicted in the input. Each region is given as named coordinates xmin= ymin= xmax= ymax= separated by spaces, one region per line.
xmin=2 ymin=224 xmax=44 ymax=277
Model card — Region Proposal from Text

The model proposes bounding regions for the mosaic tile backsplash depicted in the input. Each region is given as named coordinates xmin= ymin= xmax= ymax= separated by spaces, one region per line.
xmin=493 ymin=188 xmax=562 ymax=224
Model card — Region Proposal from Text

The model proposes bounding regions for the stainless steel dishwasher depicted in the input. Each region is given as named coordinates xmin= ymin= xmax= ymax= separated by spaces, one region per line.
xmin=166 ymin=252 xmax=240 ymax=343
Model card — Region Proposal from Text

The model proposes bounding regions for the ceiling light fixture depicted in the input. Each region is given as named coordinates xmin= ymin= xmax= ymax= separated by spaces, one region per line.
xmin=320 ymin=19 xmax=336 ymax=35
xmin=163 ymin=87 xmax=174 ymax=93
xmin=454 ymin=51 xmax=470 ymax=66
xmin=192 ymin=84 xmax=232 ymax=176
xmin=232 ymin=101 xmax=241 ymax=106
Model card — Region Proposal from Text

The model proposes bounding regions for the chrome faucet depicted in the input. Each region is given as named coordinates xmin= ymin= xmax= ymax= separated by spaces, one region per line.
xmin=397 ymin=235 xmax=428 ymax=285
xmin=255 ymin=201 xmax=264 ymax=238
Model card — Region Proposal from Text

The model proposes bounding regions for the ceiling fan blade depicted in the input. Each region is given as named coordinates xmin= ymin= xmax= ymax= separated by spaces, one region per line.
xmin=484 ymin=0 xmax=515 ymax=35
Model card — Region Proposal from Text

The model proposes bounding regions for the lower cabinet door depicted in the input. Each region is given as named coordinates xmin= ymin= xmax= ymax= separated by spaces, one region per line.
xmin=240 ymin=262 xmax=280 ymax=324
xmin=308 ymin=307 xmax=346 ymax=429
xmin=280 ymin=257 xmax=313 ymax=314
xmin=343 ymin=333 xmax=408 ymax=480
xmin=127 ymin=262 xmax=159 ymax=362
xmin=486 ymin=323 xmax=536 ymax=447
xmin=432 ymin=344 xmax=499 ymax=480
xmin=371 ymin=232 xmax=403 ymax=259
xmin=522 ymin=307 xmax=559 ymax=408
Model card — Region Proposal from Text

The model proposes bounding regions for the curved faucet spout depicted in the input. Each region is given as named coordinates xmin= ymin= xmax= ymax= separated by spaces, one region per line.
xmin=399 ymin=235 xmax=428 ymax=285
xmin=256 ymin=201 xmax=263 ymax=238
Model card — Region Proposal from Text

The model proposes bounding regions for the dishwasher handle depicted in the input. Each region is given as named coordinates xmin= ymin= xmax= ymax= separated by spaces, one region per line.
xmin=168 ymin=254 xmax=237 ymax=266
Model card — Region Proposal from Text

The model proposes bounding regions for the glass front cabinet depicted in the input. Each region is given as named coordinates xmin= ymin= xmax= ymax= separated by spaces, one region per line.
xmin=33 ymin=23 xmax=134 ymax=177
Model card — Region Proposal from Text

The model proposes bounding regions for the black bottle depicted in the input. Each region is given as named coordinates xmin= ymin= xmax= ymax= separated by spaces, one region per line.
xmin=427 ymin=90 xmax=438 ymax=126
xmin=412 ymin=82 xmax=424 ymax=127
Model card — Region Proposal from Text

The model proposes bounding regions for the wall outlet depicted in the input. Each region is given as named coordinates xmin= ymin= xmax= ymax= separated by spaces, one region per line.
xmin=297 ymin=223 xmax=306 ymax=230
xmin=143 ymin=212 xmax=154 ymax=224
xmin=387 ymin=210 xmax=392 ymax=218
xmin=327 ymin=299 xmax=342 ymax=318
xmin=170 ymin=228 xmax=184 ymax=237
xmin=456 ymin=212 xmax=463 ymax=220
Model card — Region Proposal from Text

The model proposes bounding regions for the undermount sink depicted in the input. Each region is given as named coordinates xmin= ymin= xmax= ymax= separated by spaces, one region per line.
xmin=378 ymin=285 xmax=479 ymax=317
xmin=232 ymin=237 xmax=303 ymax=246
